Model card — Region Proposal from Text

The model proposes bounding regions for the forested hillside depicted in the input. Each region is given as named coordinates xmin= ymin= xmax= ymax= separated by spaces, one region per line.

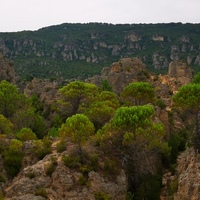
xmin=0 ymin=55 xmax=200 ymax=199
xmin=0 ymin=23 xmax=200 ymax=79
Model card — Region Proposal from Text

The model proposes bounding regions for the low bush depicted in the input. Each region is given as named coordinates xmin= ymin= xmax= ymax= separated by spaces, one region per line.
xmin=168 ymin=178 xmax=178 ymax=196
xmin=47 ymin=127 xmax=59 ymax=137
xmin=78 ymin=174 xmax=90 ymax=187
xmin=46 ymin=156 xmax=57 ymax=176
xmin=103 ymin=159 xmax=117 ymax=176
xmin=25 ymin=172 xmax=35 ymax=179
xmin=2 ymin=139 xmax=24 ymax=178
xmin=16 ymin=128 xmax=38 ymax=141
xmin=56 ymin=139 xmax=67 ymax=153
xmin=0 ymin=174 xmax=5 ymax=183
xmin=62 ymin=154 xmax=81 ymax=169
xmin=156 ymin=99 xmax=166 ymax=109
xmin=35 ymin=187 xmax=47 ymax=198
xmin=35 ymin=137 xmax=52 ymax=160
xmin=95 ymin=191 xmax=110 ymax=200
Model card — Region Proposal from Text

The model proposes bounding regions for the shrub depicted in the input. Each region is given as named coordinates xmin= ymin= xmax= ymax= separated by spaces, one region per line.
xmin=16 ymin=128 xmax=38 ymax=141
xmin=78 ymin=175 xmax=89 ymax=187
xmin=62 ymin=151 xmax=99 ymax=174
xmin=168 ymin=178 xmax=178 ymax=196
xmin=62 ymin=154 xmax=81 ymax=169
xmin=2 ymin=139 xmax=24 ymax=178
xmin=46 ymin=156 xmax=57 ymax=176
xmin=35 ymin=187 xmax=47 ymax=198
xmin=47 ymin=127 xmax=59 ymax=137
xmin=0 ymin=174 xmax=5 ymax=183
xmin=168 ymin=130 xmax=188 ymax=164
xmin=103 ymin=159 xmax=117 ymax=176
xmin=95 ymin=191 xmax=110 ymax=200
xmin=89 ymin=154 xmax=99 ymax=171
xmin=25 ymin=172 xmax=35 ymax=179
xmin=156 ymin=99 xmax=166 ymax=109
xmin=51 ymin=114 xmax=63 ymax=128
xmin=0 ymin=191 xmax=4 ymax=200
xmin=56 ymin=139 xmax=67 ymax=153
xmin=35 ymin=137 xmax=52 ymax=160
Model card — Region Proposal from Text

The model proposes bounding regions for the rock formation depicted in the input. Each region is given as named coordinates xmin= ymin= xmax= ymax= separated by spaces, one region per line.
xmin=87 ymin=57 xmax=148 ymax=93
xmin=4 ymin=141 xmax=127 ymax=200
xmin=168 ymin=61 xmax=193 ymax=86
xmin=161 ymin=148 xmax=200 ymax=200
xmin=174 ymin=148 xmax=200 ymax=200
xmin=0 ymin=54 xmax=16 ymax=83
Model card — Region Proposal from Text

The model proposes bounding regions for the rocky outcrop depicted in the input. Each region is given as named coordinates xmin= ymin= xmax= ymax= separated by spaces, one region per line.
xmin=152 ymin=53 xmax=169 ymax=69
xmin=152 ymin=35 xmax=164 ymax=41
xmin=168 ymin=61 xmax=193 ymax=86
xmin=4 ymin=149 xmax=127 ymax=200
xmin=153 ymin=60 xmax=193 ymax=106
xmin=87 ymin=57 xmax=148 ymax=93
xmin=0 ymin=54 xmax=16 ymax=83
xmin=24 ymin=78 xmax=59 ymax=102
xmin=160 ymin=148 xmax=200 ymax=200
xmin=174 ymin=148 xmax=200 ymax=200
xmin=125 ymin=32 xmax=141 ymax=42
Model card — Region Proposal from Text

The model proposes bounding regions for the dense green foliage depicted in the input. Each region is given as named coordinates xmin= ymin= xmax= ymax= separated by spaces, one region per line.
xmin=110 ymin=105 xmax=169 ymax=153
xmin=2 ymin=139 xmax=24 ymax=178
xmin=1 ymin=23 xmax=200 ymax=79
xmin=120 ymin=82 xmax=156 ymax=106
xmin=59 ymin=114 xmax=95 ymax=154
xmin=0 ymin=115 xmax=13 ymax=134
xmin=173 ymin=84 xmax=200 ymax=149
xmin=58 ymin=81 xmax=99 ymax=116
xmin=192 ymin=72 xmax=200 ymax=84
xmin=0 ymin=80 xmax=46 ymax=138
xmin=0 ymin=80 xmax=25 ymax=118
xmin=16 ymin=128 xmax=38 ymax=141
xmin=83 ymin=91 xmax=120 ymax=129
xmin=173 ymin=84 xmax=200 ymax=112
xmin=0 ymin=77 xmax=194 ymax=198
xmin=95 ymin=105 xmax=170 ymax=197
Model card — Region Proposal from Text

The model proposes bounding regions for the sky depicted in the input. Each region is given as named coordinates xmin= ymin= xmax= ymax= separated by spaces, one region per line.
xmin=1 ymin=0 xmax=200 ymax=32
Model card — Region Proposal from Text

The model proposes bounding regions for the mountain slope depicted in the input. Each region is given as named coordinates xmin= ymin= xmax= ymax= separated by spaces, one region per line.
xmin=0 ymin=23 xmax=200 ymax=79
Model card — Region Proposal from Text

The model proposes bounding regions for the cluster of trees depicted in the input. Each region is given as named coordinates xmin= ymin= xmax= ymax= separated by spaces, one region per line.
xmin=1 ymin=75 xmax=200 ymax=198
xmin=173 ymin=72 xmax=200 ymax=150
xmin=54 ymin=80 xmax=170 ymax=199
xmin=0 ymin=80 xmax=45 ymax=138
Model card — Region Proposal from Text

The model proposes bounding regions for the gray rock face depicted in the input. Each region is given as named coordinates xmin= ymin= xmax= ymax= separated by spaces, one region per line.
xmin=152 ymin=53 xmax=169 ymax=69
xmin=194 ymin=54 xmax=200 ymax=65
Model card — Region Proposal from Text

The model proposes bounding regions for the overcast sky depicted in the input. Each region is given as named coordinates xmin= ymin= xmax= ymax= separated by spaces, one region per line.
xmin=1 ymin=0 xmax=200 ymax=32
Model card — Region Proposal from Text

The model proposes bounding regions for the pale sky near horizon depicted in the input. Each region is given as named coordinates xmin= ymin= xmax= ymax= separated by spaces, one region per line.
xmin=1 ymin=0 xmax=200 ymax=32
